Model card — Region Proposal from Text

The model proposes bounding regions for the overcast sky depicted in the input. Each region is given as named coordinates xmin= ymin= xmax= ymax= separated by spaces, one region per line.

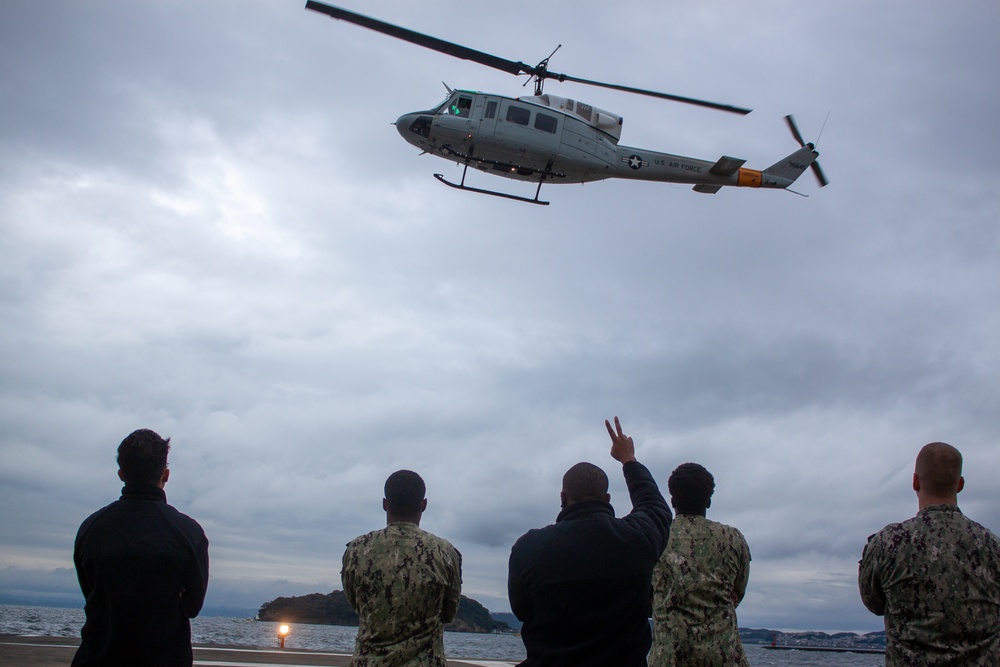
xmin=1 ymin=0 xmax=998 ymax=633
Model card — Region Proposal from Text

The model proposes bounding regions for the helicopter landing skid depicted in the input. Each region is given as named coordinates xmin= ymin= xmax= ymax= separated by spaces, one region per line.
xmin=434 ymin=167 xmax=550 ymax=206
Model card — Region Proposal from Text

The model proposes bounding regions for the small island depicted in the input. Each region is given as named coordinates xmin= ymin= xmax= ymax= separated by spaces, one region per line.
xmin=257 ymin=590 xmax=512 ymax=634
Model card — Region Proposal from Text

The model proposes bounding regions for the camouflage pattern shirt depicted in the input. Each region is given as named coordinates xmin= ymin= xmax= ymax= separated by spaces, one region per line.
xmin=859 ymin=504 xmax=1000 ymax=666
xmin=650 ymin=514 xmax=751 ymax=667
xmin=342 ymin=522 xmax=462 ymax=667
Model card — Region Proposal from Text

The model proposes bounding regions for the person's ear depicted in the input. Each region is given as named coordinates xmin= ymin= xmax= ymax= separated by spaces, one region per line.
xmin=118 ymin=469 xmax=125 ymax=482
xmin=420 ymin=498 xmax=428 ymax=513
xmin=912 ymin=472 xmax=920 ymax=493
xmin=956 ymin=476 xmax=965 ymax=494
xmin=382 ymin=498 xmax=389 ymax=512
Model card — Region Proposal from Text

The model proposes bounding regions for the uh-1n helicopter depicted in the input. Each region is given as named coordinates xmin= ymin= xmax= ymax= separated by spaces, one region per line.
xmin=305 ymin=1 xmax=827 ymax=206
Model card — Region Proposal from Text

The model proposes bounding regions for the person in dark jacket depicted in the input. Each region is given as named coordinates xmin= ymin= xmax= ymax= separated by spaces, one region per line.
xmin=507 ymin=416 xmax=672 ymax=666
xmin=73 ymin=429 xmax=209 ymax=667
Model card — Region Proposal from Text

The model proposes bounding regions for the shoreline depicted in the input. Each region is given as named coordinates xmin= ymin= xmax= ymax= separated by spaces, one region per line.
xmin=763 ymin=644 xmax=885 ymax=654
xmin=0 ymin=635 xmax=519 ymax=667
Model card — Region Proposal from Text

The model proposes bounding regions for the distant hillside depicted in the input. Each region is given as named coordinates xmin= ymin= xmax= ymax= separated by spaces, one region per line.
xmin=491 ymin=612 xmax=522 ymax=632
xmin=257 ymin=591 xmax=512 ymax=634
xmin=258 ymin=591 xmax=357 ymax=626
xmin=444 ymin=595 xmax=510 ymax=634
xmin=739 ymin=627 xmax=886 ymax=650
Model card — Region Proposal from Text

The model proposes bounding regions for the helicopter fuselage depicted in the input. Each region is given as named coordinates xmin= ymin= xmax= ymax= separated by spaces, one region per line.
xmin=305 ymin=1 xmax=825 ymax=203
xmin=395 ymin=90 xmax=814 ymax=192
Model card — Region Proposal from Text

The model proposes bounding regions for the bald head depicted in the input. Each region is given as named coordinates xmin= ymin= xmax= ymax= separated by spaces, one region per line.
xmin=913 ymin=442 xmax=964 ymax=505
xmin=562 ymin=462 xmax=610 ymax=505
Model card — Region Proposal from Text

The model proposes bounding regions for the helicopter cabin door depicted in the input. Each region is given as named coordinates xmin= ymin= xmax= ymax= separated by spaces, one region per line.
xmin=475 ymin=95 xmax=501 ymax=137
xmin=494 ymin=98 xmax=561 ymax=161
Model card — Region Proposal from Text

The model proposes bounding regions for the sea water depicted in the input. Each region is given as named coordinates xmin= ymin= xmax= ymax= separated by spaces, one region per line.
xmin=0 ymin=604 xmax=883 ymax=666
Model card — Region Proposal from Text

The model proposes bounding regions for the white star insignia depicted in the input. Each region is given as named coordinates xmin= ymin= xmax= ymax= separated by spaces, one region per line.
xmin=623 ymin=155 xmax=648 ymax=170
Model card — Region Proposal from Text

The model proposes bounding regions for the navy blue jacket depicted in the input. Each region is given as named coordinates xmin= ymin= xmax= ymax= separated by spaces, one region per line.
xmin=73 ymin=485 xmax=209 ymax=667
xmin=508 ymin=461 xmax=672 ymax=666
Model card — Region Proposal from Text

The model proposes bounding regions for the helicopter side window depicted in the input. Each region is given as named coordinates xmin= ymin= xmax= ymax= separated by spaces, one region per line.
xmin=534 ymin=113 xmax=558 ymax=134
xmin=448 ymin=96 xmax=473 ymax=117
xmin=505 ymin=105 xmax=530 ymax=126
xmin=484 ymin=101 xmax=497 ymax=120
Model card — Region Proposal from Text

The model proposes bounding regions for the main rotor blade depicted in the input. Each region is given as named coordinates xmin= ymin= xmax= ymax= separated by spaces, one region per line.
xmin=554 ymin=73 xmax=751 ymax=115
xmin=305 ymin=1 xmax=751 ymax=115
xmin=305 ymin=1 xmax=528 ymax=77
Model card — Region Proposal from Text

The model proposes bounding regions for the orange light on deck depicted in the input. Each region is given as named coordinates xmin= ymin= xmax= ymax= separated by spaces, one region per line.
xmin=278 ymin=624 xmax=290 ymax=648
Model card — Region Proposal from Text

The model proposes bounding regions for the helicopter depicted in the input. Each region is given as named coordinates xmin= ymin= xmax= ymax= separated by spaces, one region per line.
xmin=305 ymin=1 xmax=827 ymax=206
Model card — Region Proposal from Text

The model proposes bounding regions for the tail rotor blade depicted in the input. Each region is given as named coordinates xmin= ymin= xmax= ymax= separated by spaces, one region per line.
xmin=811 ymin=161 xmax=829 ymax=188
xmin=785 ymin=114 xmax=829 ymax=188
xmin=785 ymin=115 xmax=806 ymax=147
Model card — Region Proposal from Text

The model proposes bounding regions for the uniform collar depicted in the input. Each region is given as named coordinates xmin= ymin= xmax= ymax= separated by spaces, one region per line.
xmin=556 ymin=499 xmax=615 ymax=523
xmin=919 ymin=503 xmax=961 ymax=515
xmin=121 ymin=484 xmax=167 ymax=502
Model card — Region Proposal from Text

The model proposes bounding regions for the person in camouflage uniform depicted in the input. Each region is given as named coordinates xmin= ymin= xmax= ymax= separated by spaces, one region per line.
xmin=859 ymin=442 xmax=1000 ymax=666
xmin=649 ymin=463 xmax=750 ymax=667
xmin=342 ymin=470 xmax=462 ymax=667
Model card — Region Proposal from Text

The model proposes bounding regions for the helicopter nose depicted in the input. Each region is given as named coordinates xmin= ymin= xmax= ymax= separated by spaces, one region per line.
xmin=396 ymin=112 xmax=433 ymax=142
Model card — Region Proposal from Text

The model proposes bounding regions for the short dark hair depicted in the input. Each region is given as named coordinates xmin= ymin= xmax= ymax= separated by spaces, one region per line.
xmin=384 ymin=470 xmax=426 ymax=514
xmin=562 ymin=462 xmax=609 ymax=504
xmin=668 ymin=463 xmax=715 ymax=514
xmin=117 ymin=429 xmax=170 ymax=486
xmin=915 ymin=442 xmax=963 ymax=496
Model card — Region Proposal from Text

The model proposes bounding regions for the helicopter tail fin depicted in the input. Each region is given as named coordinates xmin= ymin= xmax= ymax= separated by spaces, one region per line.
xmin=762 ymin=145 xmax=820 ymax=189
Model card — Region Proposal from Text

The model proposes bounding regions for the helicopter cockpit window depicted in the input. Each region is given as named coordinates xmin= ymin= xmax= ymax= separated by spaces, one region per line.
xmin=408 ymin=115 xmax=432 ymax=139
xmin=433 ymin=96 xmax=452 ymax=114
xmin=447 ymin=96 xmax=473 ymax=117
xmin=534 ymin=113 xmax=557 ymax=134
xmin=506 ymin=105 xmax=530 ymax=126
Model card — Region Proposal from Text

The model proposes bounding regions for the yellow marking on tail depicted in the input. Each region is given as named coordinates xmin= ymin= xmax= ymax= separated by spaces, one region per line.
xmin=737 ymin=169 xmax=762 ymax=188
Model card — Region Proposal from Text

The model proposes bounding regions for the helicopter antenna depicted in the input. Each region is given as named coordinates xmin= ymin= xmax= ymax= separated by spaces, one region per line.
xmin=815 ymin=109 xmax=832 ymax=146
xmin=441 ymin=81 xmax=453 ymax=94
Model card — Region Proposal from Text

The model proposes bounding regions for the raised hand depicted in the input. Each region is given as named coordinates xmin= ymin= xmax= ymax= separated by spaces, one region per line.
xmin=606 ymin=416 xmax=637 ymax=464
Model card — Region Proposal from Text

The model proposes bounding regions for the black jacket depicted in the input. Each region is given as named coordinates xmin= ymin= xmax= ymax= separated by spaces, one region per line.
xmin=508 ymin=461 xmax=672 ymax=666
xmin=73 ymin=485 xmax=209 ymax=667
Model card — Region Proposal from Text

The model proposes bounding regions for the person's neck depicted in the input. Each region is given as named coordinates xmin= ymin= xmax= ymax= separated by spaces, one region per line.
xmin=918 ymin=495 xmax=958 ymax=510
xmin=387 ymin=513 xmax=421 ymax=526
xmin=676 ymin=508 xmax=707 ymax=517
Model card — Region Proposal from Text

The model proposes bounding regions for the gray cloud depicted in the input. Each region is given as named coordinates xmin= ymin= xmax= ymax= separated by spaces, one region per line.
xmin=1 ymin=0 xmax=998 ymax=632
